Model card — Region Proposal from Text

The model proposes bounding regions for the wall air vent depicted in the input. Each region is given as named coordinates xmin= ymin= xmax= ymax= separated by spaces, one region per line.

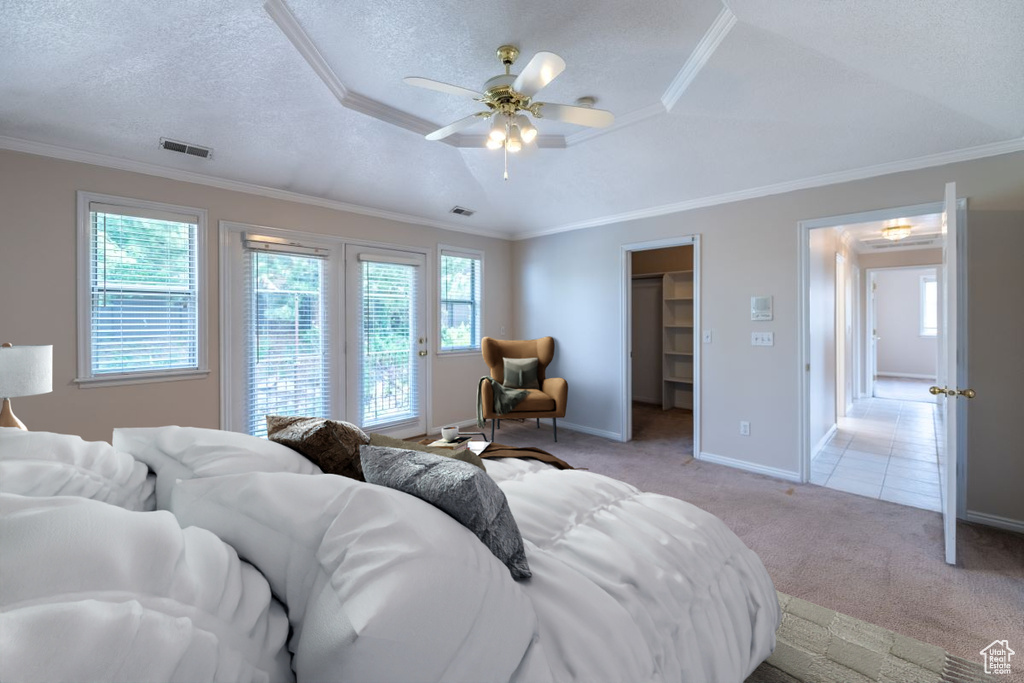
xmin=159 ymin=137 xmax=213 ymax=159
xmin=449 ymin=206 xmax=475 ymax=217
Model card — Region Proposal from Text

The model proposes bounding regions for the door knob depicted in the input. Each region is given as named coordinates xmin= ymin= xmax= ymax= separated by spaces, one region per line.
xmin=930 ymin=386 xmax=977 ymax=398
xmin=418 ymin=350 xmax=428 ymax=357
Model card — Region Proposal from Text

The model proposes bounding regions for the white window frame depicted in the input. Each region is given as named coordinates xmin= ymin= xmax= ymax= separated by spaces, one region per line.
xmin=920 ymin=274 xmax=938 ymax=337
xmin=437 ymin=245 xmax=484 ymax=355
xmin=220 ymin=221 xmax=435 ymax=436
xmin=76 ymin=191 xmax=208 ymax=386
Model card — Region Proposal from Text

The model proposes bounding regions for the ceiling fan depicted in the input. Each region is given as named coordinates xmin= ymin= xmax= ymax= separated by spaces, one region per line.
xmin=405 ymin=45 xmax=614 ymax=178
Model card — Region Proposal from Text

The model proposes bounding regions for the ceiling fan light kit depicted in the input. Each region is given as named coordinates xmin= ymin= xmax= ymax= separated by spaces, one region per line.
xmin=405 ymin=44 xmax=615 ymax=179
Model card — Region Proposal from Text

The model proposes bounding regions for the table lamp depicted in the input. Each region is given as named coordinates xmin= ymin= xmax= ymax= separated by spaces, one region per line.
xmin=0 ymin=343 xmax=53 ymax=430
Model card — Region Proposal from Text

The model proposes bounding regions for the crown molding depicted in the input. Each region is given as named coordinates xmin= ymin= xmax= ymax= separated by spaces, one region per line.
xmin=0 ymin=135 xmax=512 ymax=239
xmin=564 ymin=102 xmax=666 ymax=146
xmin=662 ymin=6 xmax=737 ymax=112
xmin=564 ymin=5 xmax=735 ymax=147
xmin=264 ymin=0 xmax=451 ymax=143
xmin=512 ymin=138 xmax=1024 ymax=240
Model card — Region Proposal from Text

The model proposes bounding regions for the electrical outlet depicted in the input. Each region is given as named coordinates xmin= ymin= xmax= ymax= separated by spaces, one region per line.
xmin=739 ymin=421 xmax=750 ymax=436
xmin=751 ymin=332 xmax=774 ymax=346
xmin=702 ymin=329 xmax=712 ymax=343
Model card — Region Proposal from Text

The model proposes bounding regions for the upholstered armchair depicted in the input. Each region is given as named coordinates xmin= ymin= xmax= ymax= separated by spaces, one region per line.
xmin=480 ymin=336 xmax=568 ymax=441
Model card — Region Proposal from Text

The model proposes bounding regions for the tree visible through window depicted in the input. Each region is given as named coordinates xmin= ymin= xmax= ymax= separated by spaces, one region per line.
xmin=440 ymin=250 xmax=482 ymax=351
xmin=79 ymin=194 xmax=205 ymax=382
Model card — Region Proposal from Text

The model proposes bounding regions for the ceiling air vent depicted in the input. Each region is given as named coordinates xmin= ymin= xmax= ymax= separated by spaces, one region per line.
xmin=159 ymin=137 xmax=213 ymax=160
xmin=449 ymin=206 xmax=475 ymax=217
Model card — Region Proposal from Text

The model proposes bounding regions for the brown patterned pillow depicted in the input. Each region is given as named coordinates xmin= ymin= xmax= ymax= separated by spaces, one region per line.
xmin=266 ymin=415 xmax=370 ymax=481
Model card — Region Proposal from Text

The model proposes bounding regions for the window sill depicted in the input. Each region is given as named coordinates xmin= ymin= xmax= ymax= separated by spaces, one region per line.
xmin=75 ymin=368 xmax=210 ymax=388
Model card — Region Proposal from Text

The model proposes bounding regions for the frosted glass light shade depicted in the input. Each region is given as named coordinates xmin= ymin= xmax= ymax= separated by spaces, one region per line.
xmin=0 ymin=345 xmax=53 ymax=398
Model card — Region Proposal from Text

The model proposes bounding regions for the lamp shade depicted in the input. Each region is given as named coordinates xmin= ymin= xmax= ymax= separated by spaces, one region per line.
xmin=0 ymin=345 xmax=53 ymax=398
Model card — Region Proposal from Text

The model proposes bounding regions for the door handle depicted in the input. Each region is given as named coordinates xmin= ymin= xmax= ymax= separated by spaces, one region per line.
xmin=418 ymin=350 xmax=428 ymax=357
xmin=929 ymin=386 xmax=976 ymax=398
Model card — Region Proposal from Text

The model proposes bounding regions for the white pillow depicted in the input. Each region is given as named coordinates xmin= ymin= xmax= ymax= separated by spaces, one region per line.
xmin=113 ymin=426 xmax=321 ymax=509
xmin=170 ymin=472 xmax=540 ymax=683
xmin=0 ymin=494 xmax=293 ymax=683
xmin=0 ymin=428 xmax=154 ymax=510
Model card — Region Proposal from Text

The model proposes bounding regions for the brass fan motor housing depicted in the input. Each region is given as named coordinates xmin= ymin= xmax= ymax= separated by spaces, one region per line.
xmin=496 ymin=45 xmax=520 ymax=67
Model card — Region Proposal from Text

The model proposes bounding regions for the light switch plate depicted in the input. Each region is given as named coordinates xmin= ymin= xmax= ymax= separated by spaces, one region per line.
xmin=751 ymin=332 xmax=774 ymax=346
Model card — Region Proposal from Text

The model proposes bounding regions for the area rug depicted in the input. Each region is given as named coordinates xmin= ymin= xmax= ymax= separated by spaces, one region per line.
xmin=745 ymin=592 xmax=996 ymax=683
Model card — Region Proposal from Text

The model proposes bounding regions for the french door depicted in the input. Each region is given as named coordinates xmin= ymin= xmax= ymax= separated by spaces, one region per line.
xmin=346 ymin=246 xmax=428 ymax=437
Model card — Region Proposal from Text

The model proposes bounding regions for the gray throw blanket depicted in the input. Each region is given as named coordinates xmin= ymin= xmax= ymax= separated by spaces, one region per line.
xmin=476 ymin=377 xmax=528 ymax=428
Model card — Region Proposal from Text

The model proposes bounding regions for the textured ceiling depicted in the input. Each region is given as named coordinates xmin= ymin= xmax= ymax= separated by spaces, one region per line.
xmin=1 ymin=0 xmax=1022 ymax=238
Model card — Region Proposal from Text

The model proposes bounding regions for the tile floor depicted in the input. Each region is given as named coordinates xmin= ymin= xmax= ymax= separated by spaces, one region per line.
xmin=811 ymin=382 xmax=941 ymax=512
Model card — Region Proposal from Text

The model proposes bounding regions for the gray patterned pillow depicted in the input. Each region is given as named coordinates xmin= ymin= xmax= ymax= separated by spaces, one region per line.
xmin=267 ymin=415 xmax=370 ymax=481
xmin=359 ymin=444 xmax=531 ymax=580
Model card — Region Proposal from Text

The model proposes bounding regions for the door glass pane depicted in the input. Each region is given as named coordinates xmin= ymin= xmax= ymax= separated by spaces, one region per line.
xmin=247 ymin=250 xmax=328 ymax=437
xmin=360 ymin=261 xmax=418 ymax=427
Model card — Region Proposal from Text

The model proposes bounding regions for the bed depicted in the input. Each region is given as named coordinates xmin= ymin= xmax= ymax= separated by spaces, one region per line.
xmin=0 ymin=426 xmax=779 ymax=683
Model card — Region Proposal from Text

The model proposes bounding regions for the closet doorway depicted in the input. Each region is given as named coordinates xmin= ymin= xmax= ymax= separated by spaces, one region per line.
xmin=621 ymin=236 xmax=700 ymax=455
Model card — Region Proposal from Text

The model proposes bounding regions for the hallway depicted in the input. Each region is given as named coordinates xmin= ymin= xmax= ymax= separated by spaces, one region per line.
xmin=811 ymin=388 xmax=941 ymax=512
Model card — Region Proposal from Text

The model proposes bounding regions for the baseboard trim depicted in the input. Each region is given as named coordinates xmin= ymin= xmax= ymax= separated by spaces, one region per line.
xmin=876 ymin=372 xmax=937 ymax=380
xmin=555 ymin=419 xmax=622 ymax=441
xmin=698 ymin=451 xmax=802 ymax=483
xmin=812 ymin=424 xmax=838 ymax=459
xmin=632 ymin=395 xmax=661 ymax=406
xmin=965 ymin=510 xmax=1024 ymax=534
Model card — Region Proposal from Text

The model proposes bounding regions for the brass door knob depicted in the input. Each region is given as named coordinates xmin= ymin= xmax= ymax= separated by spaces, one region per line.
xmin=958 ymin=388 xmax=976 ymax=399
xmin=418 ymin=350 xmax=428 ymax=357
xmin=929 ymin=386 xmax=949 ymax=396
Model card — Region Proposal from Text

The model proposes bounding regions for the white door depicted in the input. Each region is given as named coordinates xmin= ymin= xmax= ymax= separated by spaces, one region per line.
xmin=346 ymin=247 xmax=427 ymax=437
xmin=934 ymin=181 xmax=963 ymax=566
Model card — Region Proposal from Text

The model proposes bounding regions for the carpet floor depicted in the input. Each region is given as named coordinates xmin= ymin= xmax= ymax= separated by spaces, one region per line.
xmin=487 ymin=406 xmax=1024 ymax=676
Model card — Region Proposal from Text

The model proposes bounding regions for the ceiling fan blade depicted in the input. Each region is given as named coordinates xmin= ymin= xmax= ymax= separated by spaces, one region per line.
xmin=511 ymin=52 xmax=566 ymax=97
xmin=425 ymin=113 xmax=487 ymax=141
xmin=533 ymin=102 xmax=614 ymax=128
xmin=404 ymin=77 xmax=483 ymax=100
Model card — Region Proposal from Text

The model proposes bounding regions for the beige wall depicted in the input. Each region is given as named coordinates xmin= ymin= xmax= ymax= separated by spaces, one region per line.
xmin=965 ymin=209 xmax=1024 ymax=525
xmin=512 ymin=151 xmax=1024 ymax=523
xmin=873 ymin=268 xmax=937 ymax=378
xmin=859 ymin=248 xmax=942 ymax=269
xmin=0 ymin=150 xmax=512 ymax=442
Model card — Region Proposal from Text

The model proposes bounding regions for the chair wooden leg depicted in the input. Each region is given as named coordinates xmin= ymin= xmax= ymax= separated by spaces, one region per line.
xmin=490 ymin=419 xmax=495 ymax=441
xmin=536 ymin=418 xmax=540 ymax=428
xmin=553 ymin=418 xmax=557 ymax=442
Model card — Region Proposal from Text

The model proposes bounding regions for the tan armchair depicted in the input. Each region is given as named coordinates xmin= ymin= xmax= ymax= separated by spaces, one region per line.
xmin=480 ymin=336 xmax=568 ymax=441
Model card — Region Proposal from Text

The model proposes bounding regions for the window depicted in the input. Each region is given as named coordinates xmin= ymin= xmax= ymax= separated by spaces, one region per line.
xmin=77 ymin=192 xmax=207 ymax=384
xmin=920 ymin=275 xmax=937 ymax=336
xmin=439 ymin=247 xmax=482 ymax=352
xmin=244 ymin=238 xmax=330 ymax=437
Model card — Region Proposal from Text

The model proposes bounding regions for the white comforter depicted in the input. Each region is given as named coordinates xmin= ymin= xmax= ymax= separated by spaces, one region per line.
xmin=2 ymin=444 xmax=778 ymax=683
xmin=487 ymin=457 xmax=779 ymax=683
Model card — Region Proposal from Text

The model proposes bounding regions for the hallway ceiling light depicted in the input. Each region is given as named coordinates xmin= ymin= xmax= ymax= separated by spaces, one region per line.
xmin=881 ymin=223 xmax=912 ymax=241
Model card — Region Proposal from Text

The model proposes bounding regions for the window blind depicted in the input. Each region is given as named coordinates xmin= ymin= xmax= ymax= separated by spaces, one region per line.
xmin=440 ymin=250 xmax=481 ymax=351
xmin=245 ymin=248 xmax=329 ymax=437
xmin=88 ymin=206 xmax=199 ymax=376
xmin=358 ymin=259 xmax=419 ymax=428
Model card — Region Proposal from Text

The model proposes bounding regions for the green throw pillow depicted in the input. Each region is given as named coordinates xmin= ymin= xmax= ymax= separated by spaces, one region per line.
xmin=367 ymin=433 xmax=486 ymax=471
xmin=502 ymin=357 xmax=540 ymax=389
